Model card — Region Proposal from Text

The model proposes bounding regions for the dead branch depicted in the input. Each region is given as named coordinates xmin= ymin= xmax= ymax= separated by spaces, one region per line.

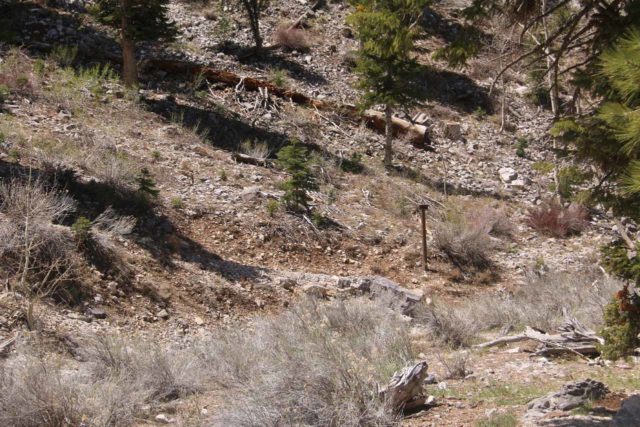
xmin=474 ymin=312 xmax=603 ymax=360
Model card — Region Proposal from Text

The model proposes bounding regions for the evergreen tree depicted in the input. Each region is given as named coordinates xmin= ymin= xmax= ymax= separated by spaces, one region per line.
xmin=551 ymin=28 xmax=640 ymax=222
xmin=551 ymin=28 xmax=640 ymax=358
xmin=93 ymin=0 xmax=176 ymax=87
xmin=276 ymin=140 xmax=317 ymax=211
xmin=347 ymin=0 xmax=428 ymax=167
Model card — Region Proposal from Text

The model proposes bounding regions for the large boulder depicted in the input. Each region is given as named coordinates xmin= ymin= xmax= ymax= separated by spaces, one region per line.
xmin=524 ymin=380 xmax=609 ymax=425
xmin=614 ymin=395 xmax=640 ymax=427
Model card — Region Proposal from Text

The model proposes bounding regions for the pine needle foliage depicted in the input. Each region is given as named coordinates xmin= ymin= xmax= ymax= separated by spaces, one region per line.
xmin=346 ymin=0 xmax=428 ymax=165
xmin=276 ymin=140 xmax=318 ymax=212
xmin=92 ymin=0 xmax=176 ymax=42
xmin=551 ymin=28 xmax=640 ymax=220
xmin=346 ymin=0 xmax=427 ymax=109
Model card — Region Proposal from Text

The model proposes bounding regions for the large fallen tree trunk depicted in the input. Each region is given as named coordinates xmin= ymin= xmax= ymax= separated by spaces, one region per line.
xmin=140 ymin=59 xmax=428 ymax=144
xmin=474 ymin=312 xmax=603 ymax=359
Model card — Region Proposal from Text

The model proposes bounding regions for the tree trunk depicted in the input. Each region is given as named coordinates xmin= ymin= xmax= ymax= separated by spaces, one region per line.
xmin=242 ymin=0 xmax=262 ymax=50
xmin=384 ymin=104 xmax=393 ymax=167
xmin=251 ymin=16 xmax=262 ymax=50
xmin=121 ymin=0 xmax=139 ymax=87
xmin=542 ymin=0 xmax=561 ymax=198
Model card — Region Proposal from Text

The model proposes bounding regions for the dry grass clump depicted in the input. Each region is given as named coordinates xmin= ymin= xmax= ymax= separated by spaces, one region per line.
xmin=0 ymin=178 xmax=79 ymax=299
xmin=526 ymin=199 xmax=589 ymax=237
xmin=273 ymin=23 xmax=311 ymax=50
xmin=437 ymin=351 xmax=471 ymax=379
xmin=432 ymin=201 xmax=511 ymax=270
xmin=198 ymin=298 xmax=414 ymax=426
xmin=413 ymin=268 xmax=621 ymax=348
xmin=0 ymin=354 xmax=83 ymax=427
xmin=0 ymin=337 xmax=204 ymax=427
xmin=0 ymin=299 xmax=416 ymax=426
xmin=83 ymin=335 xmax=203 ymax=403
xmin=0 ymin=48 xmax=39 ymax=100
xmin=433 ymin=220 xmax=494 ymax=269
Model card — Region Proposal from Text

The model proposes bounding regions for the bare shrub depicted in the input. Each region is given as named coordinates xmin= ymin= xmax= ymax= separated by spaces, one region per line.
xmin=1 ymin=300 xmax=418 ymax=426
xmin=273 ymin=23 xmax=310 ymax=50
xmin=469 ymin=204 xmax=513 ymax=238
xmin=0 ymin=178 xmax=79 ymax=299
xmin=526 ymin=199 xmax=589 ymax=237
xmin=411 ymin=300 xmax=477 ymax=348
xmin=240 ymin=139 xmax=271 ymax=160
xmin=0 ymin=354 xmax=82 ymax=427
xmin=432 ymin=201 xmax=512 ymax=270
xmin=0 ymin=340 xmax=201 ymax=427
xmin=433 ymin=220 xmax=494 ymax=269
xmin=412 ymin=268 xmax=621 ymax=347
xmin=437 ymin=351 xmax=471 ymax=379
xmin=91 ymin=207 xmax=136 ymax=236
xmin=198 ymin=298 xmax=414 ymax=426
xmin=83 ymin=334 xmax=203 ymax=403
xmin=84 ymin=147 xmax=138 ymax=190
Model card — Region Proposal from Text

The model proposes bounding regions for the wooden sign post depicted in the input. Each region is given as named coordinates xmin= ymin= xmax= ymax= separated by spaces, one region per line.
xmin=419 ymin=204 xmax=429 ymax=272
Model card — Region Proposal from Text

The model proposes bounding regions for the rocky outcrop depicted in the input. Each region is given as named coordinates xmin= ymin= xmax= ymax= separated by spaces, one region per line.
xmin=524 ymin=380 xmax=609 ymax=426
xmin=279 ymin=272 xmax=423 ymax=314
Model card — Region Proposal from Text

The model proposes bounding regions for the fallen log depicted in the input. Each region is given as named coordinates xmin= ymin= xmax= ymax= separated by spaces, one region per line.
xmin=231 ymin=152 xmax=270 ymax=167
xmin=380 ymin=360 xmax=429 ymax=411
xmin=474 ymin=313 xmax=603 ymax=359
xmin=361 ymin=109 xmax=429 ymax=145
xmin=140 ymin=59 xmax=429 ymax=144
xmin=141 ymin=58 xmax=328 ymax=109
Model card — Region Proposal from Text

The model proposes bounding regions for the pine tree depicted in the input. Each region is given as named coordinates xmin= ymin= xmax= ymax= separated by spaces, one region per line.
xmin=93 ymin=0 xmax=176 ymax=87
xmin=276 ymin=140 xmax=317 ymax=211
xmin=347 ymin=0 xmax=428 ymax=167
xmin=551 ymin=28 xmax=640 ymax=222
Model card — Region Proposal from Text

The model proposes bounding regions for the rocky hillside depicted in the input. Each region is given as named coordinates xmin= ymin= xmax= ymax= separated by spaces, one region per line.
xmin=0 ymin=0 xmax=638 ymax=426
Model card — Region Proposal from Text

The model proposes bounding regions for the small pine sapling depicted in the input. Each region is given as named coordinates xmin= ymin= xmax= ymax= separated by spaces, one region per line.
xmin=136 ymin=167 xmax=160 ymax=200
xmin=276 ymin=139 xmax=317 ymax=211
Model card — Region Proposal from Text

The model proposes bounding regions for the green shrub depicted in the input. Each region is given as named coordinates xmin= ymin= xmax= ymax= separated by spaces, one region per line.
xmin=271 ymin=69 xmax=287 ymax=88
xmin=49 ymin=45 xmax=78 ymax=68
xmin=34 ymin=59 xmax=46 ymax=76
xmin=601 ymin=241 xmax=640 ymax=282
xmin=515 ymin=137 xmax=528 ymax=158
xmin=476 ymin=412 xmax=518 ymax=427
xmin=136 ymin=168 xmax=160 ymax=199
xmin=277 ymin=139 xmax=317 ymax=211
xmin=311 ymin=210 xmax=329 ymax=228
xmin=557 ymin=166 xmax=589 ymax=199
xmin=0 ymin=84 xmax=10 ymax=103
xmin=170 ymin=197 xmax=184 ymax=209
xmin=532 ymin=161 xmax=554 ymax=175
xmin=71 ymin=216 xmax=92 ymax=244
xmin=598 ymin=286 xmax=640 ymax=360
xmin=266 ymin=199 xmax=279 ymax=217
xmin=338 ymin=152 xmax=364 ymax=174
xmin=473 ymin=106 xmax=487 ymax=118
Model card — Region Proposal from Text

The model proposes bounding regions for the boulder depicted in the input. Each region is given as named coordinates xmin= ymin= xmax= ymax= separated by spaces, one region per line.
xmin=525 ymin=380 xmax=609 ymax=424
xmin=614 ymin=395 xmax=640 ymax=426
xmin=499 ymin=167 xmax=518 ymax=183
